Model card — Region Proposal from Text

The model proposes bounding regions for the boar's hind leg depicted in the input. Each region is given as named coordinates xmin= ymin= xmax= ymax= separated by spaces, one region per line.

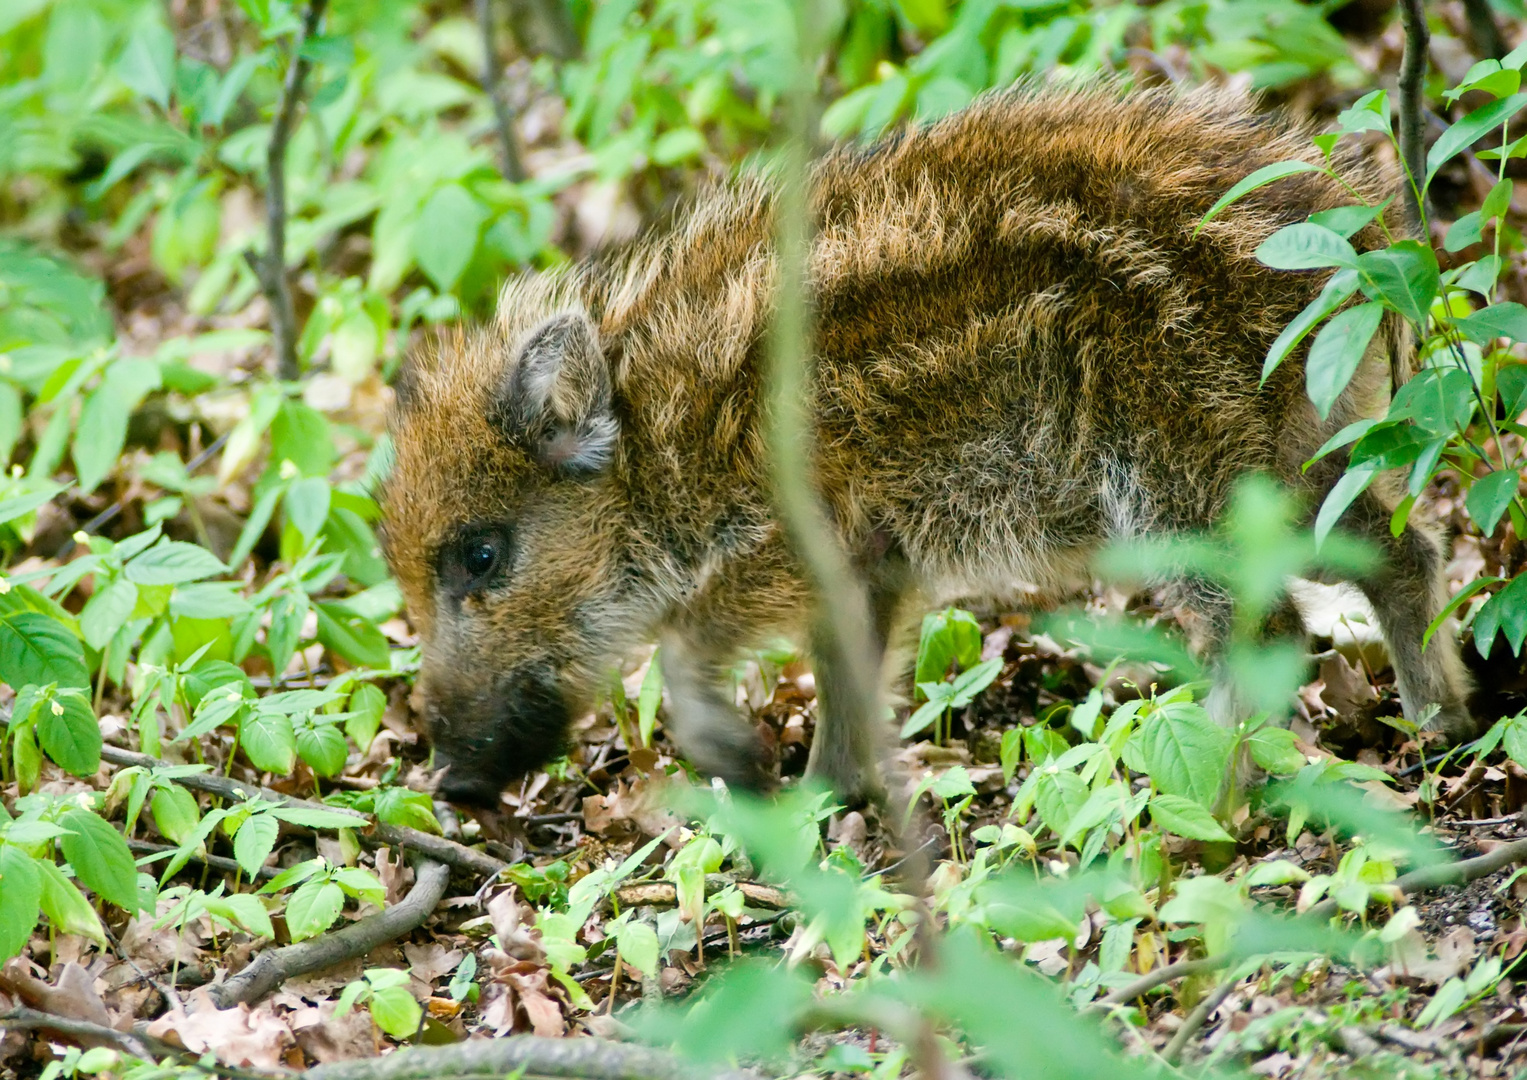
xmin=1326 ymin=477 xmax=1476 ymax=742
xmin=660 ymin=631 xmax=776 ymax=793
xmin=1171 ymin=578 xmax=1306 ymax=726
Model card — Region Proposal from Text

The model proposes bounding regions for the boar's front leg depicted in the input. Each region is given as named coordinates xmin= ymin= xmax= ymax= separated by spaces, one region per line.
xmin=659 ymin=629 xmax=776 ymax=793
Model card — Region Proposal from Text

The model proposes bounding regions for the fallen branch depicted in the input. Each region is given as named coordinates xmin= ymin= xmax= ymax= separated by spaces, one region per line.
xmin=1094 ymin=954 xmax=1229 ymax=1008
xmin=249 ymin=0 xmax=330 ymax=381
xmin=100 ymin=745 xmax=507 ymax=880
xmin=1306 ymin=837 xmax=1527 ymax=922
xmin=208 ymin=857 xmax=450 ymax=1009
xmin=302 ymin=1035 xmax=760 ymax=1080
xmin=476 ymin=0 xmax=526 ymax=182
xmin=613 ymin=877 xmax=788 ymax=911
xmin=1162 ymin=971 xmax=1241 ymax=1064
xmin=0 ymin=1008 xmax=157 ymax=1061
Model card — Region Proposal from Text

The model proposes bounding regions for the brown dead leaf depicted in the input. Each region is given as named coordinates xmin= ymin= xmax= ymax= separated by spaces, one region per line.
xmin=289 ymin=1002 xmax=378 ymax=1063
xmin=480 ymin=960 xmax=565 ymax=1037
xmin=582 ymin=794 xmax=616 ymax=834
xmin=402 ymin=942 xmax=465 ymax=985
xmin=145 ymin=989 xmax=294 ymax=1069
xmin=487 ymin=890 xmax=544 ymax=962
xmin=376 ymin=847 xmax=413 ymax=905
xmin=1398 ymin=926 xmax=1477 ymax=984
xmin=0 ymin=959 xmax=112 ymax=1029
xmin=1318 ymin=652 xmax=1377 ymax=718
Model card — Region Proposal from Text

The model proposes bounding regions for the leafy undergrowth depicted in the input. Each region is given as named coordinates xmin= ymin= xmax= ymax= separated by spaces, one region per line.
xmin=6 ymin=0 xmax=1527 ymax=1078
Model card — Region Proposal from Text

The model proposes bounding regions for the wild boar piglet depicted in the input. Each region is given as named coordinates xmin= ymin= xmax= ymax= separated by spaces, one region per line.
xmin=380 ymin=85 xmax=1472 ymax=806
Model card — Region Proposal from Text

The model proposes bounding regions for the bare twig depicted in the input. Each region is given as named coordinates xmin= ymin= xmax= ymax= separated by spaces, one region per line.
xmin=1307 ymin=837 xmax=1527 ymax=921
xmin=301 ymin=1036 xmax=760 ymax=1080
xmin=1449 ymin=813 xmax=1526 ymax=828
xmin=476 ymin=0 xmax=526 ymax=183
xmin=0 ymin=1008 xmax=157 ymax=1061
xmin=100 ymin=745 xmax=507 ymax=880
xmin=1162 ymin=972 xmax=1241 ymax=1064
xmin=1095 ymin=954 xmax=1230 ymax=1008
xmin=1396 ymin=0 xmax=1430 ymax=229
xmin=208 ymin=856 xmax=450 ymax=1008
xmin=1461 ymin=0 xmax=1507 ymax=59
xmin=56 ymin=429 xmax=232 ymax=559
xmin=250 ymin=0 xmax=330 ymax=381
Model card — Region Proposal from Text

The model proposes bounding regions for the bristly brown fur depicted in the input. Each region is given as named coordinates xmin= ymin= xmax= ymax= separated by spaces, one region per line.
xmin=382 ymin=83 xmax=1471 ymax=805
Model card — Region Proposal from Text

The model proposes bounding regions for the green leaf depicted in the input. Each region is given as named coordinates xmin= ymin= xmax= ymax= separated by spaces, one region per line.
xmin=413 ymin=184 xmax=487 ymax=293
xmin=1255 ymin=223 xmax=1357 ymax=271
xmin=1308 ymin=201 xmax=1389 ymax=238
xmin=204 ymin=893 xmax=274 ymax=939
xmin=637 ymin=649 xmax=663 ymax=749
xmin=115 ymin=17 xmax=175 ymax=107
xmin=1306 ymin=301 xmax=1385 ymax=420
xmin=1133 ymin=704 xmax=1230 ymax=807
xmin=232 ymin=812 xmax=280 ymax=879
xmin=1456 ymin=302 xmax=1527 ymax=345
xmin=0 ymin=845 xmax=42 ymax=961
xmin=285 ymin=878 xmax=345 ymax=941
xmin=37 ymin=692 xmax=101 ymax=776
xmin=72 ymin=386 xmax=131 ymax=493
xmin=1356 ymin=241 xmax=1438 ymax=327
xmin=613 ymin=917 xmax=660 ymax=979
xmin=0 ymin=485 xmax=65 ymax=528
xmin=1195 ymin=160 xmax=1322 ymax=236
xmin=1427 ymin=94 xmax=1527 ymax=187
xmin=149 ymin=784 xmax=201 ymax=846
xmin=34 ymin=857 xmax=106 ymax=944
xmin=269 ymin=804 xmax=368 ymax=830
xmin=1467 ymin=468 xmax=1520 ymax=537
xmin=333 ymin=867 xmax=386 ymax=907
xmin=368 ymin=985 xmax=423 ymax=1040
xmin=0 ymin=612 xmax=88 ymax=689
xmin=297 ymin=721 xmax=348 ymax=777
xmin=1148 ymin=793 xmax=1234 ymax=842
xmin=345 ymin=683 xmax=386 ymax=751
xmin=285 ymin=477 xmax=331 ymax=543
xmin=1314 ymin=466 xmax=1377 ymax=552
xmin=1247 ymin=726 xmax=1306 ymax=775
xmin=314 ymin=602 xmax=391 ymax=669
xmin=240 ymin=710 xmax=296 ymax=774
xmin=126 ymin=540 xmax=227 ymax=586
xmin=58 ymin=808 xmax=139 ymax=912
xmin=81 ymin=578 xmax=138 ymax=652
xmin=1263 ymin=268 xmax=1360 ymax=383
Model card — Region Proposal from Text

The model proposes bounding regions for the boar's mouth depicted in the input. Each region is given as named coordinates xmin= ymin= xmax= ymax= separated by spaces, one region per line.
xmin=428 ymin=665 xmax=570 ymax=805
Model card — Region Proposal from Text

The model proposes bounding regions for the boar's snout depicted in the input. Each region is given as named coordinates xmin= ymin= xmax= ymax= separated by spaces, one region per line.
xmin=425 ymin=664 xmax=571 ymax=805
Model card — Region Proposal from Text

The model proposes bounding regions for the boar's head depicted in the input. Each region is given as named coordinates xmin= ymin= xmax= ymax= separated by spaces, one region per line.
xmin=381 ymin=277 xmax=648 ymax=804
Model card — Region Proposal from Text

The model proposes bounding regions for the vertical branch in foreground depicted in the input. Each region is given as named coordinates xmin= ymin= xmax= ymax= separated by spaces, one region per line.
xmin=476 ymin=0 xmax=527 ymax=183
xmin=253 ymin=0 xmax=329 ymax=382
xmin=1396 ymin=0 xmax=1430 ymax=232
xmin=764 ymin=6 xmax=882 ymax=794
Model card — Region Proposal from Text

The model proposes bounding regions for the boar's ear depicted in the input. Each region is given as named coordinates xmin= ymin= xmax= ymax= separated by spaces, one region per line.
xmin=497 ymin=310 xmax=617 ymax=474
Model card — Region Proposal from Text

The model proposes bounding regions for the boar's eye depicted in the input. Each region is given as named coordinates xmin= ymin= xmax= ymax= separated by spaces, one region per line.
xmin=462 ymin=536 xmax=499 ymax=583
xmin=439 ymin=525 xmax=510 ymax=595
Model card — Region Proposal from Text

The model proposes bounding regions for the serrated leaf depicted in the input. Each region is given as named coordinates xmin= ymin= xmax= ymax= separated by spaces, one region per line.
xmin=0 ymin=612 xmax=88 ymax=690
xmin=297 ymin=722 xmax=348 ymax=777
xmin=80 ymin=578 xmax=138 ymax=651
xmin=285 ymin=878 xmax=345 ymax=940
xmin=232 ymin=812 xmax=280 ymax=879
xmin=1148 ymin=794 xmax=1234 ymax=842
xmin=240 ymin=710 xmax=296 ymax=774
xmin=125 ymin=540 xmax=227 ymax=586
xmin=0 ymin=845 xmax=42 ymax=961
xmin=149 ymin=784 xmax=201 ymax=846
xmin=1134 ymin=705 xmax=1230 ymax=807
xmin=34 ymin=857 xmax=106 ymax=943
xmin=368 ymin=985 xmax=423 ymax=1039
xmin=58 ymin=809 xmax=139 ymax=912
